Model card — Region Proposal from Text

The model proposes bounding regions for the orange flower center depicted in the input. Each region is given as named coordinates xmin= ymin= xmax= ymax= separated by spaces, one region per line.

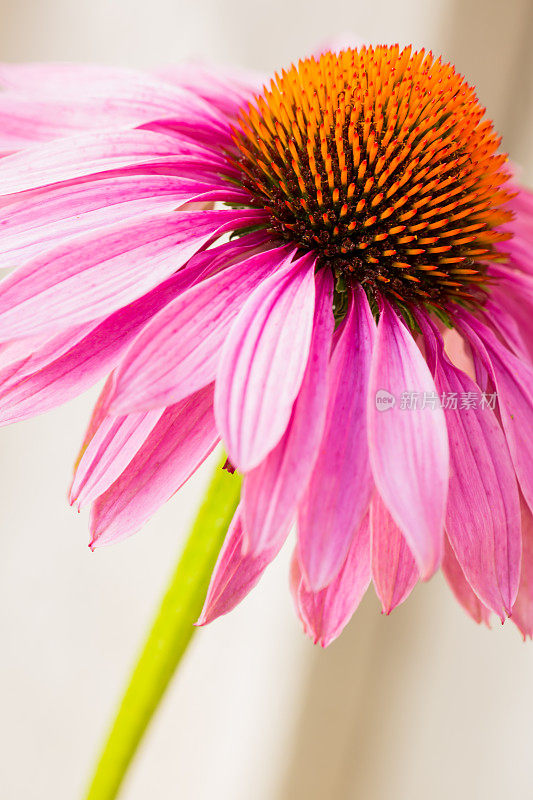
xmin=233 ymin=45 xmax=514 ymax=314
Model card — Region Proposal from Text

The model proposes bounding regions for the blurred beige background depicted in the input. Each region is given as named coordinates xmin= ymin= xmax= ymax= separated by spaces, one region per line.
xmin=1 ymin=1 xmax=533 ymax=798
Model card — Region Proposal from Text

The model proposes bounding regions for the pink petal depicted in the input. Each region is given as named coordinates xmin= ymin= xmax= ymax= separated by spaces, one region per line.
xmin=0 ymin=334 xmax=59 ymax=371
xmin=242 ymin=268 xmax=334 ymax=554
xmin=434 ymin=338 xmax=521 ymax=618
xmin=0 ymin=94 xmax=188 ymax=153
xmin=152 ymin=61 xmax=262 ymax=117
xmin=511 ymin=497 xmax=533 ymax=639
xmin=0 ymin=68 xmax=232 ymax=152
xmin=0 ymin=322 xmax=98 ymax=385
xmin=485 ymin=297 xmax=532 ymax=363
xmin=0 ymin=175 xmax=242 ymax=264
xmin=368 ymin=301 xmax=449 ymax=578
xmin=488 ymin=269 xmax=533 ymax=364
xmin=442 ymin=536 xmax=491 ymax=627
xmin=109 ymin=244 xmax=294 ymax=414
xmin=371 ymin=492 xmax=418 ymax=614
xmin=197 ymin=506 xmax=282 ymax=626
xmin=0 ymin=256 xmax=209 ymax=423
xmin=291 ymin=511 xmax=371 ymax=647
xmin=90 ymin=384 xmax=219 ymax=546
xmin=70 ymin=409 xmax=164 ymax=509
xmin=0 ymin=208 xmax=262 ymax=339
xmin=215 ymin=252 xmax=316 ymax=472
xmin=297 ymin=285 xmax=376 ymax=590
xmin=459 ymin=312 xmax=533 ymax=515
xmin=0 ymin=129 xmax=194 ymax=194
xmin=75 ymin=375 xmax=116 ymax=465
xmin=0 ymin=65 xmax=231 ymax=136
xmin=499 ymin=191 xmax=533 ymax=274
xmin=0 ymin=63 xmax=226 ymax=121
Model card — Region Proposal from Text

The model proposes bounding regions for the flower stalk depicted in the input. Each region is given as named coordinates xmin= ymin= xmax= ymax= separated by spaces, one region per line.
xmin=84 ymin=455 xmax=241 ymax=800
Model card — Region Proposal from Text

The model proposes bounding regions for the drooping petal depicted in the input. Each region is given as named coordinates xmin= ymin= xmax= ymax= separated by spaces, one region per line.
xmin=109 ymin=245 xmax=294 ymax=414
xmin=0 ymin=64 xmax=230 ymax=130
xmin=242 ymin=268 xmax=334 ymax=554
xmin=485 ymin=296 xmax=532 ymax=363
xmin=0 ymin=333 xmax=59 ymax=371
xmin=499 ymin=192 xmax=533 ymax=276
xmin=371 ymin=493 xmax=418 ymax=614
xmin=74 ymin=375 xmax=116 ymax=472
xmin=0 ymin=65 xmax=238 ymax=155
xmin=0 ymin=256 xmax=209 ymax=424
xmin=458 ymin=312 xmax=533 ymax=515
xmin=0 ymin=129 xmax=192 ymax=194
xmin=151 ymin=62 xmax=262 ymax=118
xmin=297 ymin=285 xmax=375 ymax=590
xmin=0 ymin=175 xmax=244 ymax=264
xmin=442 ymin=536 xmax=491 ymax=627
xmin=436 ymin=341 xmax=521 ymax=619
xmin=291 ymin=511 xmax=371 ymax=647
xmin=215 ymin=252 xmax=316 ymax=472
xmin=70 ymin=409 xmax=164 ymax=509
xmin=0 ymin=322 xmax=99 ymax=385
xmin=0 ymin=208 xmax=262 ymax=339
xmin=90 ymin=384 xmax=219 ymax=546
xmin=488 ymin=269 xmax=533 ymax=364
xmin=368 ymin=301 xmax=449 ymax=578
xmin=511 ymin=497 xmax=533 ymax=639
xmin=196 ymin=507 xmax=282 ymax=626
xmin=0 ymin=92 xmax=222 ymax=154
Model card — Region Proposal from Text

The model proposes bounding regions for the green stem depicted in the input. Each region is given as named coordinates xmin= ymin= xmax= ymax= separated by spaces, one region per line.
xmin=84 ymin=456 xmax=241 ymax=800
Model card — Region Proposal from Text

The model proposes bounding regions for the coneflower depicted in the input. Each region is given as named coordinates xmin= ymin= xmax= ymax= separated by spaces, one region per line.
xmin=0 ymin=45 xmax=531 ymax=646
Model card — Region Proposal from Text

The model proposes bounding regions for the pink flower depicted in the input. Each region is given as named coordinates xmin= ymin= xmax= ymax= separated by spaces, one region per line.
xmin=0 ymin=46 xmax=532 ymax=646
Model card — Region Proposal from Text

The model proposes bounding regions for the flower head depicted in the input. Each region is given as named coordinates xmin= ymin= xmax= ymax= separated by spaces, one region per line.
xmin=233 ymin=47 xmax=513 ymax=315
xmin=0 ymin=45 xmax=532 ymax=645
